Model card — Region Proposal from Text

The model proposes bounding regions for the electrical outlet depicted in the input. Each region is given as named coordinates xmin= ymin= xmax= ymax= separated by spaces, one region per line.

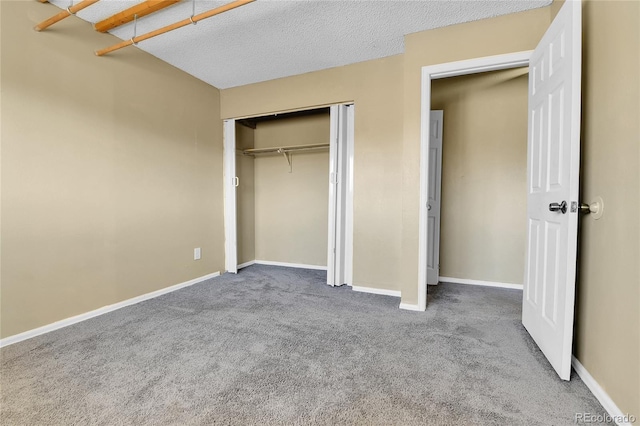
xmin=194 ymin=248 xmax=201 ymax=260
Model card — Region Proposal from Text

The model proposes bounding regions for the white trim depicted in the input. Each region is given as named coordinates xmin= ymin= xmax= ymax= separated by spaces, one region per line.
xmin=352 ymin=286 xmax=401 ymax=298
xmin=439 ymin=276 xmax=523 ymax=290
xmin=399 ymin=302 xmax=422 ymax=311
xmin=237 ymin=260 xmax=256 ymax=270
xmin=344 ymin=104 xmax=355 ymax=286
xmin=427 ymin=51 xmax=533 ymax=80
xmin=254 ymin=260 xmax=327 ymax=271
xmin=418 ymin=50 xmax=533 ymax=312
xmin=228 ymin=104 xmax=337 ymax=121
xmin=572 ymin=356 xmax=634 ymax=426
xmin=0 ymin=272 xmax=221 ymax=349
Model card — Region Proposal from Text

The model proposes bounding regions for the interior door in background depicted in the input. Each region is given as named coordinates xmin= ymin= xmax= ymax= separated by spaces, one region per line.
xmin=522 ymin=0 xmax=581 ymax=380
xmin=427 ymin=111 xmax=443 ymax=285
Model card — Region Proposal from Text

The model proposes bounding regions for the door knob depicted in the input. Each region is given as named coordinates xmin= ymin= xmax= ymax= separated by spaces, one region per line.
xmin=549 ymin=200 xmax=567 ymax=214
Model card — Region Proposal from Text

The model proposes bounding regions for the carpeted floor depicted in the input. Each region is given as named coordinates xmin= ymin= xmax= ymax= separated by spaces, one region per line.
xmin=1 ymin=265 xmax=611 ymax=425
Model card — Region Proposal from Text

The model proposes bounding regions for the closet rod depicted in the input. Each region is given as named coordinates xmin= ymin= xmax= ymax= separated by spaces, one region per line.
xmin=95 ymin=0 xmax=254 ymax=56
xmin=243 ymin=143 xmax=330 ymax=156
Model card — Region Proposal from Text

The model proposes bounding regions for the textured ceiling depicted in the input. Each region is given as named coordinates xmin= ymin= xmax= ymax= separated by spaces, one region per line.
xmin=48 ymin=0 xmax=551 ymax=89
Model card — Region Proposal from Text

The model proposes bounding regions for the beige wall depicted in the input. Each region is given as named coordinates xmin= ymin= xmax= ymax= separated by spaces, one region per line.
xmin=574 ymin=0 xmax=640 ymax=417
xmin=0 ymin=1 xmax=224 ymax=338
xmin=432 ymin=68 xmax=529 ymax=284
xmin=221 ymin=55 xmax=404 ymax=290
xmin=235 ymin=123 xmax=255 ymax=265
xmin=253 ymin=114 xmax=330 ymax=266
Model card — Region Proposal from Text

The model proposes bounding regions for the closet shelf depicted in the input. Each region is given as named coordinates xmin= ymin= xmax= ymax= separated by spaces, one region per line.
xmin=242 ymin=143 xmax=329 ymax=156
xmin=241 ymin=143 xmax=330 ymax=173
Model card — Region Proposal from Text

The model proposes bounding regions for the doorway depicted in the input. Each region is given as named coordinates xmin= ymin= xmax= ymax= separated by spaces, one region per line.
xmin=415 ymin=50 xmax=532 ymax=312
xmin=430 ymin=69 xmax=529 ymax=289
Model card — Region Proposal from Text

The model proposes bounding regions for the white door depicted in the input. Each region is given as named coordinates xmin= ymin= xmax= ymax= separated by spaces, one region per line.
xmin=223 ymin=119 xmax=238 ymax=274
xmin=522 ymin=0 xmax=581 ymax=380
xmin=427 ymin=111 xmax=443 ymax=285
xmin=327 ymin=104 xmax=353 ymax=286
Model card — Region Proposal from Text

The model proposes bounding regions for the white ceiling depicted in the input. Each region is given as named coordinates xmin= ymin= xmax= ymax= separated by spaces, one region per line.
xmin=48 ymin=0 xmax=551 ymax=89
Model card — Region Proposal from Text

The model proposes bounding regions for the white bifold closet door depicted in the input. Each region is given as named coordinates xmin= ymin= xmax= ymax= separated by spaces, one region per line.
xmin=327 ymin=104 xmax=354 ymax=287
xmin=223 ymin=119 xmax=238 ymax=274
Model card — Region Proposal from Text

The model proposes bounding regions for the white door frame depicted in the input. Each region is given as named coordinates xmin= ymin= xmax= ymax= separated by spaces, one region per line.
xmin=416 ymin=51 xmax=532 ymax=311
xmin=223 ymin=104 xmax=354 ymax=284
xmin=344 ymin=105 xmax=355 ymax=286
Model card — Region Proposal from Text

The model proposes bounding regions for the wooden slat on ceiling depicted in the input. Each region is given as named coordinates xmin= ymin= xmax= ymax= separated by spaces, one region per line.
xmin=95 ymin=0 xmax=255 ymax=56
xmin=94 ymin=0 xmax=182 ymax=33
xmin=34 ymin=0 xmax=100 ymax=32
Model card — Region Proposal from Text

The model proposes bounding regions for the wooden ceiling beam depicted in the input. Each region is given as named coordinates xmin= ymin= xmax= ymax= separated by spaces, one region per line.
xmin=94 ymin=0 xmax=182 ymax=33
xmin=95 ymin=0 xmax=255 ymax=56
xmin=34 ymin=0 xmax=100 ymax=32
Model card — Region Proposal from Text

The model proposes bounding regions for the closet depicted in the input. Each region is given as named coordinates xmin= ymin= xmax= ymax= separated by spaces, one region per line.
xmin=237 ymin=108 xmax=330 ymax=269
xmin=224 ymin=104 xmax=354 ymax=286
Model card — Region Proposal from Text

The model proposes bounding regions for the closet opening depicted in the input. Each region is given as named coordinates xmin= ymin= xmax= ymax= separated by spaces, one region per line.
xmin=223 ymin=104 xmax=354 ymax=287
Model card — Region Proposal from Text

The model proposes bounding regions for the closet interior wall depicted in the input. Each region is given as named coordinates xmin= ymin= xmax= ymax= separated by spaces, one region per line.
xmin=236 ymin=112 xmax=331 ymax=268
xmin=236 ymin=123 xmax=256 ymax=266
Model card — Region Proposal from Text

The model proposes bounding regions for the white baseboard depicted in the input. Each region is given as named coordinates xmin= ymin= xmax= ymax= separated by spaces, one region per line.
xmin=352 ymin=285 xmax=401 ymax=298
xmin=0 ymin=271 xmax=221 ymax=349
xmin=399 ymin=302 xmax=423 ymax=311
xmin=439 ymin=276 xmax=523 ymax=290
xmin=254 ymin=260 xmax=327 ymax=271
xmin=237 ymin=260 xmax=256 ymax=269
xmin=572 ymin=356 xmax=635 ymax=426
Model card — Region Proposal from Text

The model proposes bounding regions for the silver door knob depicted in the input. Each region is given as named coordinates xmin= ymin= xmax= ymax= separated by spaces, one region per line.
xmin=549 ymin=200 xmax=567 ymax=214
xmin=427 ymin=204 xmax=432 ymax=211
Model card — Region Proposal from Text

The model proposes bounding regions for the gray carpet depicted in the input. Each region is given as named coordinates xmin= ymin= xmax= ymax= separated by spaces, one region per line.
xmin=1 ymin=265 xmax=611 ymax=425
